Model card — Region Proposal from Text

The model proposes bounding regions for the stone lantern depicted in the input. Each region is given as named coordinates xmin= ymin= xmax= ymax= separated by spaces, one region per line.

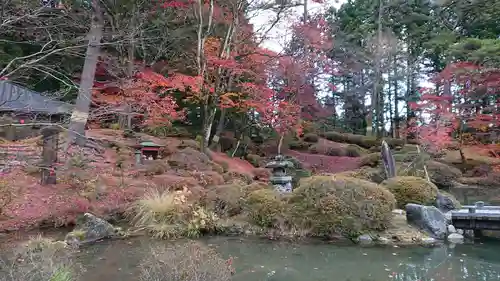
xmin=265 ymin=155 xmax=294 ymax=193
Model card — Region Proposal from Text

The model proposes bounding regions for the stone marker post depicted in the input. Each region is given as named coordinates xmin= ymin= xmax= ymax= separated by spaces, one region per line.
xmin=40 ymin=126 xmax=61 ymax=185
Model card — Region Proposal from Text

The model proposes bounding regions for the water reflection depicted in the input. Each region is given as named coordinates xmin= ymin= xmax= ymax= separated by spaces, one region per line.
xmin=24 ymin=236 xmax=500 ymax=281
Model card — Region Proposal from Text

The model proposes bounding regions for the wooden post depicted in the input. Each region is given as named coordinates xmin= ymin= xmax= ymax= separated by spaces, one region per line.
xmin=40 ymin=126 xmax=61 ymax=185
xmin=5 ymin=124 xmax=15 ymax=141
xmin=118 ymin=104 xmax=132 ymax=130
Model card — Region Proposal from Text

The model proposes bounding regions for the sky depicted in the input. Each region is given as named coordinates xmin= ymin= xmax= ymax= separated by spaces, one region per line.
xmin=249 ymin=0 xmax=345 ymax=53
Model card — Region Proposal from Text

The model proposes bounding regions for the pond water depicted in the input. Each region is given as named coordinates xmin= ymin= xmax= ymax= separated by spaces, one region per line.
xmin=73 ymin=236 xmax=500 ymax=281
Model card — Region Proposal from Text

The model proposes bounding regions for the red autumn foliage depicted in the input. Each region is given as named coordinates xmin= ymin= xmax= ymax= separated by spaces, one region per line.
xmin=411 ymin=61 xmax=500 ymax=153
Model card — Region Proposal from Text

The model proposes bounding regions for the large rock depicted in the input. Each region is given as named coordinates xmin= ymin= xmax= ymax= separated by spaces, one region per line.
xmin=426 ymin=161 xmax=462 ymax=189
xmin=435 ymin=192 xmax=458 ymax=212
xmin=65 ymin=213 xmax=122 ymax=247
xmin=405 ymin=204 xmax=447 ymax=239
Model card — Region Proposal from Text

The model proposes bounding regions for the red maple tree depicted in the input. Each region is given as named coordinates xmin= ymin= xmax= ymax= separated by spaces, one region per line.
xmin=411 ymin=61 xmax=500 ymax=157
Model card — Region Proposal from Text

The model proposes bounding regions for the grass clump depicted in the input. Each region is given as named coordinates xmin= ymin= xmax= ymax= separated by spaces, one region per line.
xmin=287 ymin=175 xmax=396 ymax=238
xmin=128 ymin=189 xmax=218 ymax=239
xmin=139 ymin=242 xmax=232 ymax=281
xmin=381 ymin=176 xmax=438 ymax=208
xmin=2 ymin=235 xmax=78 ymax=281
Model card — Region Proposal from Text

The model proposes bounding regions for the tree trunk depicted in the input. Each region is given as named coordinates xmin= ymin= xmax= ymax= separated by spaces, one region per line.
xmin=372 ymin=0 xmax=384 ymax=138
xmin=66 ymin=0 xmax=103 ymax=147
xmin=393 ymin=55 xmax=399 ymax=138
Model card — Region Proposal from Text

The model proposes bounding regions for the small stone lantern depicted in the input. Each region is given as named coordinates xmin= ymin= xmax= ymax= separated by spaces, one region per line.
xmin=265 ymin=155 xmax=294 ymax=193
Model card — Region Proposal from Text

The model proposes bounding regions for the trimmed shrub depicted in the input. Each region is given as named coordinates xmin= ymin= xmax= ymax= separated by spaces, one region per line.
xmin=426 ymin=160 xmax=462 ymax=189
xmin=205 ymin=183 xmax=246 ymax=217
xmin=360 ymin=153 xmax=381 ymax=167
xmin=345 ymin=144 xmax=365 ymax=157
xmin=323 ymin=131 xmax=347 ymax=142
xmin=144 ymin=160 xmax=170 ymax=176
xmin=381 ymin=176 xmax=438 ymax=208
xmin=251 ymin=168 xmax=271 ymax=181
xmin=288 ymin=141 xmax=311 ymax=150
xmin=303 ymin=133 xmax=319 ymax=143
xmin=325 ymin=147 xmax=347 ymax=156
xmin=383 ymin=138 xmax=405 ymax=148
xmin=177 ymin=139 xmax=200 ymax=150
xmin=245 ymin=154 xmax=262 ymax=167
xmin=334 ymin=167 xmax=385 ymax=184
xmin=288 ymin=175 xmax=396 ymax=237
xmin=244 ymin=189 xmax=285 ymax=227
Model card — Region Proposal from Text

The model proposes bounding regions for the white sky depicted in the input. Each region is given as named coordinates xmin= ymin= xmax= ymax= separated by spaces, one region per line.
xmin=249 ymin=0 xmax=345 ymax=53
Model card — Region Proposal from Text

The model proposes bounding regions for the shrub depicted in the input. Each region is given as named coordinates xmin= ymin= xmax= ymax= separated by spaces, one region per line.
xmin=219 ymin=136 xmax=236 ymax=152
xmin=223 ymin=171 xmax=253 ymax=184
xmin=288 ymin=175 xmax=396 ymax=237
xmin=245 ymin=154 xmax=262 ymax=167
xmin=344 ymin=134 xmax=379 ymax=148
xmin=177 ymin=139 xmax=200 ymax=150
xmin=334 ymin=167 xmax=385 ymax=184
xmin=322 ymin=131 xmax=347 ymax=142
xmin=381 ymin=176 xmax=438 ymax=208
xmin=345 ymin=144 xmax=365 ymax=157
xmin=205 ymin=183 xmax=246 ymax=217
xmin=244 ymin=189 xmax=285 ymax=227
xmin=325 ymin=146 xmax=347 ymax=156
xmin=426 ymin=160 xmax=462 ymax=189
xmin=383 ymin=138 xmax=405 ymax=148
xmin=139 ymin=242 xmax=232 ymax=281
xmin=251 ymin=167 xmax=271 ymax=181
xmin=288 ymin=140 xmax=311 ymax=150
xmin=190 ymin=171 xmax=225 ymax=187
xmin=303 ymin=133 xmax=319 ymax=143
xmin=144 ymin=160 xmax=170 ymax=176
xmin=360 ymin=153 xmax=381 ymax=167
xmin=127 ymin=189 xmax=218 ymax=239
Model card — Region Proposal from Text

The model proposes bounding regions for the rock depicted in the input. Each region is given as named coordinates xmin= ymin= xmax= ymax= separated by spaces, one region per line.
xmin=65 ymin=213 xmax=121 ymax=247
xmin=376 ymin=237 xmax=390 ymax=245
xmin=444 ymin=211 xmax=452 ymax=222
xmin=357 ymin=234 xmax=373 ymax=245
xmin=392 ymin=209 xmax=405 ymax=215
xmin=435 ymin=192 xmax=458 ymax=212
xmin=447 ymin=224 xmax=457 ymax=234
xmin=405 ymin=203 xmax=447 ymax=239
xmin=457 ymin=228 xmax=464 ymax=235
xmin=447 ymin=233 xmax=464 ymax=244
xmin=421 ymin=237 xmax=437 ymax=245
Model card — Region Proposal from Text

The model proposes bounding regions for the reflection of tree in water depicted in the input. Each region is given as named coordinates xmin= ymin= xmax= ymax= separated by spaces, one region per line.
xmin=388 ymin=246 xmax=500 ymax=281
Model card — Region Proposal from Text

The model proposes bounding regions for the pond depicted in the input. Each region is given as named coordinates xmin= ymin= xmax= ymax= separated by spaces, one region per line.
xmin=74 ymin=236 xmax=500 ymax=281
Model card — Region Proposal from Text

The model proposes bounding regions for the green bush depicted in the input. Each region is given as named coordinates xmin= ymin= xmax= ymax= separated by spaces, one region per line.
xmin=325 ymin=147 xmax=347 ymax=156
xmin=288 ymin=141 xmax=311 ymax=150
xmin=288 ymin=175 xmax=396 ymax=237
xmin=381 ymin=176 xmax=438 ymax=208
xmin=345 ymin=144 xmax=365 ymax=157
xmin=244 ymin=189 xmax=284 ymax=227
xmin=360 ymin=153 xmax=381 ymax=167
xmin=303 ymin=133 xmax=319 ymax=143
xmin=245 ymin=154 xmax=262 ymax=167
xmin=205 ymin=183 xmax=247 ymax=217
xmin=323 ymin=131 xmax=347 ymax=142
